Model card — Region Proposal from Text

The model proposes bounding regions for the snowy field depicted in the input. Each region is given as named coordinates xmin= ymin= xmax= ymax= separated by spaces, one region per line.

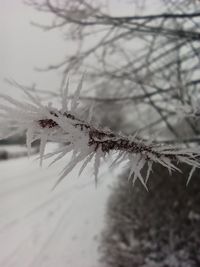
xmin=0 ymin=144 xmax=114 ymax=267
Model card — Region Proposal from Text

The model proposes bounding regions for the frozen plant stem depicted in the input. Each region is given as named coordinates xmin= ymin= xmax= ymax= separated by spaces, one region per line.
xmin=0 ymin=79 xmax=199 ymax=189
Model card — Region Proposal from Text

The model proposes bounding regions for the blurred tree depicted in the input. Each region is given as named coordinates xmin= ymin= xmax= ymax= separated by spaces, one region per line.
xmin=25 ymin=0 xmax=200 ymax=266
xmin=27 ymin=0 xmax=200 ymax=141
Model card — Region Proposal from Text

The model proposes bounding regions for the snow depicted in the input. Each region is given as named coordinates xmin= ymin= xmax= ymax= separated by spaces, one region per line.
xmin=0 ymin=144 xmax=113 ymax=267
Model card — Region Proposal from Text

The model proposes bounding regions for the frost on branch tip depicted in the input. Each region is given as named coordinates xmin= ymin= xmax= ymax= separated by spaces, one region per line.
xmin=0 ymin=79 xmax=200 ymax=189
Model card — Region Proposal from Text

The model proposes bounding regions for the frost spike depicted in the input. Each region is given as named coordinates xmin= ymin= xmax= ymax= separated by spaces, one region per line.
xmin=187 ymin=166 xmax=196 ymax=186
xmin=39 ymin=132 xmax=48 ymax=166
xmin=145 ymin=161 xmax=153 ymax=184
xmin=53 ymin=152 xmax=87 ymax=189
xmin=79 ymin=152 xmax=95 ymax=176
xmin=49 ymin=145 xmax=74 ymax=166
xmin=94 ymin=151 xmax=102 ymax=187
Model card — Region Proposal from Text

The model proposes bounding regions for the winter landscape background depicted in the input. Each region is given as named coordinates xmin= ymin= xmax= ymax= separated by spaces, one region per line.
xmin=1 ymin=1 xmax=200 ymax=267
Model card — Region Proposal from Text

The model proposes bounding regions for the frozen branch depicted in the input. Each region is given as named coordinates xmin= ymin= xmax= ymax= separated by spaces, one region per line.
xmin=0 ymin=80 xmax=199 ymax=189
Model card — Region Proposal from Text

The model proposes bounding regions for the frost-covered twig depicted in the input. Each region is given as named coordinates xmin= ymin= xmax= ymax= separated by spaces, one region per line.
xmin=0 ymin=80 xmax=199 ymax=189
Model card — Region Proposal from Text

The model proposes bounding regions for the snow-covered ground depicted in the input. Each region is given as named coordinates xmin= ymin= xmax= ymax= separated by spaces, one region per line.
xmin=0 ymin=144 xmax=114 ymax=267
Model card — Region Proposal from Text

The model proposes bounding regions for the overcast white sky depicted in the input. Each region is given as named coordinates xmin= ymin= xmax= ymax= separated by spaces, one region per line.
xmin=0 ymin=0 xmax=69 ymax=96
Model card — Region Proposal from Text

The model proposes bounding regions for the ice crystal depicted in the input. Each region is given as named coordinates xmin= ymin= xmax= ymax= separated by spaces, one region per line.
xmin=0 ymin=79 xmax=200 ymax=188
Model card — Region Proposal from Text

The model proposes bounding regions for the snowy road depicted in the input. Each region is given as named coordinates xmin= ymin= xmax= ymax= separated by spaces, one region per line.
xmin=0 ymin=145 xmax=113 ymax=267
